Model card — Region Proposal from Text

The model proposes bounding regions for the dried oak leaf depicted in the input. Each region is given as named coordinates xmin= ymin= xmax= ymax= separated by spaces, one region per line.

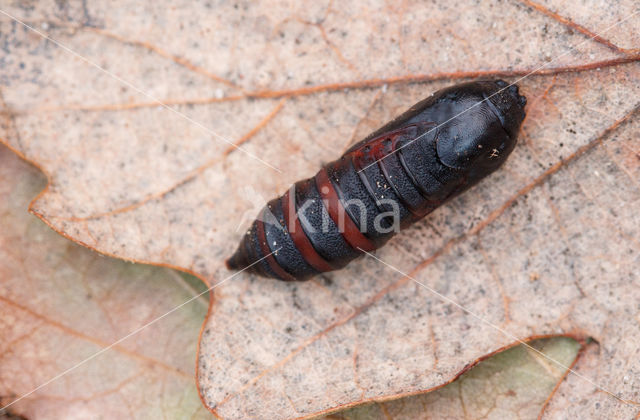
xmin=0 ymin=147 xmax=583 ymax=419
xmin=0 ymin=1 xmax=639 ymax=419
xmin=0 ymin=146 xmax=210 ymax=419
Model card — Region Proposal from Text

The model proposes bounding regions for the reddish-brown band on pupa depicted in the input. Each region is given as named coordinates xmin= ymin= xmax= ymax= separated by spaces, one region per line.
xmin=227 ymin=80 xmax=527 ymax=281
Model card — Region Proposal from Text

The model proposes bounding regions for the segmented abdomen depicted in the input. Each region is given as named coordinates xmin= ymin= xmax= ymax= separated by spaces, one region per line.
xmin=227 ymin=122 xmax=464 ymax=281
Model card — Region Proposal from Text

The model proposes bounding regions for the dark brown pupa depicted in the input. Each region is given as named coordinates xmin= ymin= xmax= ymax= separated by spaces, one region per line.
xmin=227 ymin=80 xmax=527 ymax=281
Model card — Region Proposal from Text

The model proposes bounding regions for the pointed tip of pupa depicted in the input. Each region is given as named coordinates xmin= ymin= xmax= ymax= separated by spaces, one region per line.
xmin=225 ymin=247 xmax=246 ymax=271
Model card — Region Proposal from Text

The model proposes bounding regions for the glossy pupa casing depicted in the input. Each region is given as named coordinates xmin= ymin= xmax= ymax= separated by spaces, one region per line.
xmin=227 ymin=80 xmax=527 ymax=281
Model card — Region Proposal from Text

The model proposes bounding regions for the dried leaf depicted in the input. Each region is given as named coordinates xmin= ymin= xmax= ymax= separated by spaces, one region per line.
xmin=323 ymin=337 xmax=582 ymax=420
xmin=0 ymin=146 xmax=209 ymax=419
xmin=0 ymin=1 xmax=639 ymax=419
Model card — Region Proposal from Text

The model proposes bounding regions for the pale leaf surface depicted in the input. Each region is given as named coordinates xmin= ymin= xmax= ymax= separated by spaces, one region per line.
xmin=0 ymin=1 xmax=638 ymax=418
xmin=322 ymin=337 xmax=581 ymax=420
